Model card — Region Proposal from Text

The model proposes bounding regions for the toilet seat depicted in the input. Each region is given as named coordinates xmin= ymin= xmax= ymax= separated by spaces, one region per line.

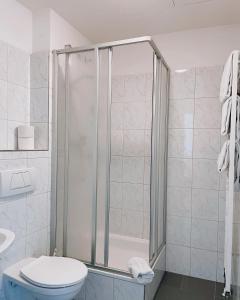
xmin=20 ymin=256 xmax=88 ymax=288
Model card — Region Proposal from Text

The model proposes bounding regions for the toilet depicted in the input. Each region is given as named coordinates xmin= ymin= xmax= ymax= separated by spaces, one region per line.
xmin=3 ymin=256 xmax=88 ymax=300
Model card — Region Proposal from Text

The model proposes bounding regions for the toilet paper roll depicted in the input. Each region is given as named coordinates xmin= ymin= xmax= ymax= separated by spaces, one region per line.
xmin=18 ymin=125 xmax=34 ymax=138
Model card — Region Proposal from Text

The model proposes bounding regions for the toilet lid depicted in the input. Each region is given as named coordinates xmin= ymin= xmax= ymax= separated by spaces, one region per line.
xmin=20 ymin=256 xmax=88 ymax=288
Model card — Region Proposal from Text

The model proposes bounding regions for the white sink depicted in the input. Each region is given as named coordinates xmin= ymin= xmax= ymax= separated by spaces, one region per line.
xmin=0 ymin=229 xmax=15 ymax=255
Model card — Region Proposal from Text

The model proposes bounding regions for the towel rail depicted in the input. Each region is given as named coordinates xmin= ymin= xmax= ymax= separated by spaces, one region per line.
xmin=223 ymin=51 xmax=240 ymax=296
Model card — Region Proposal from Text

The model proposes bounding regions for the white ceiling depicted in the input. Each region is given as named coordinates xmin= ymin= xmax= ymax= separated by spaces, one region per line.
xmin=17 ymin=0 xmax=240 ymax=42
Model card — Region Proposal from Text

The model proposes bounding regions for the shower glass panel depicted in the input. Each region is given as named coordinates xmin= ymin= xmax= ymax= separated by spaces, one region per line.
xmin=157 ymin=62 xmax=168 ymax=252
xmin=52 ymin=37 xmax=169 ymax=273
xmin=64 ymin=50 xmax=97 ymax=262
xmin=108 ymin=43 xmax=153 ymax=271
xmin=95 ymin=48 xmax=111 ymax=266
xmin=54 ymin=53 xmax=66 ymax=257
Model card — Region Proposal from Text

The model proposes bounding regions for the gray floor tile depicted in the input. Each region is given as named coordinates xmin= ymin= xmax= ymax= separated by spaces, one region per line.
xmin=181 ymin=275 xmax=215 ymax=298
xmin=155 ymin=284 xmax=213 ymax=300
xmin=154 ymin=272 xmax=229 ymax=300
xmin=161 ymin=272 xmax=184 ymax=289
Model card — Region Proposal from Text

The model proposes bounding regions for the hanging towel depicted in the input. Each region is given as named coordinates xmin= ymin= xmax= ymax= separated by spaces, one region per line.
xmin=217 ymin=140 xmax=240 ymax=190
xmin=234 ymin=142 xmax=240 ymax=191
xmin=221 ymin=96 xmax=240 ymax=138
xmin=218 ymin=140 xmax=230 ymax=172
xmin=128 ymin=257 xmax=154 ymax=284
xmin=221 ymin=97 xmax=232 ymax=135
xmin=219 ymin=50 xmax=240 ymax=103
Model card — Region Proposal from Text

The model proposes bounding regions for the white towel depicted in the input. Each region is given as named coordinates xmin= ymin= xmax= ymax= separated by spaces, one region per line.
xmin=218 ymin=140 xmax=230 ymax=173
xmin=220 ymin=52 xmax=233 ymax=103
xmin=217 ymin=140 xmax=240 ymax=190
xmin=221 ymin=95 xmax=240 ymax=138
xmin=221 ymin=97 xmax=232 ymax=135
xmin=219 ymin=51 xmax=240 ymax=103
xmin=128 ymin=257 xmax=154 ymax=284
xmin=234 ymin=142 xmax=240 ymax=191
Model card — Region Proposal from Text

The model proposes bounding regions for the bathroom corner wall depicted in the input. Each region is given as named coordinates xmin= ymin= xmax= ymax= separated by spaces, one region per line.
xmin=166 ymin=65 xmax=226 ymax=282
xmin=0 ymin=40 xmax=51 ymax=299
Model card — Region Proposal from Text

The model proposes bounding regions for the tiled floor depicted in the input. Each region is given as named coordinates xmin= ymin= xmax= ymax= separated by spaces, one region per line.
xmin=154 ymin=273 xmax=232 ymax=300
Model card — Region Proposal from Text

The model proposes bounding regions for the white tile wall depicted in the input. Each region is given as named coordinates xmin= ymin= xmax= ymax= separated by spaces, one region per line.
xmin=191 ymin=219 xmax=218 ymax=251
xmin=166 ymin=244 xmax=190 ymax=275
xmin=192 ymin=159 xmax=219 ymax=189
xmin=167 ymin=66 xmax=224 ymax=282
xmin=168 ymin=129 xmax=193 ymax=158
xmin=0 ymin=40 xmax=51 ymax=298
xmin=195 ymin=66 xmax=223 ymax=98
xmin=0 ymin=41 xmax=7 ymax=81
xmin=30 ymin=51 xmax=49 ymax=150
xmin=167 ymin=216 xmax=191 ymax=246
xmin=194 ymin=98 xmax=221 ymax=129
xmin=85 ymin=273 xmax=114 ymax=300
xmin=190 ymin=248 xmax=218 ymax=281
xmin=0 ymin=80 xmax=7 ymax=119
xmin=167 ymin=187 xmax=191 ymax=217
xmin=113 ymin=279 xmax=144 ymax=300
xmin=0 ymin=41 xmax=30 ymax=150
xmin=7 ymin=45 xmax=29 ymax=88
xmin=167 ymin=158 xmax=192 ymax=187
xmin=170 ymin=68 xmax=195 ymax=99
xmin=168 ymin=99 xmax=194 ymax=128
xmin=0 ymin=43 xmax=48 ymax=151
xmin=193 ymin=129 xmax=220 ymax=159
xmin=192 ymin=189 xmax=218 ymax=220
xmin=76 ymin=272 xmax=145 ymax=300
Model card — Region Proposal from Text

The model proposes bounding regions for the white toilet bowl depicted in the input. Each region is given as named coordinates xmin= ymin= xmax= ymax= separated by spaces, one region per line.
xmin=3 ymin=256 xmax=88 ymax=300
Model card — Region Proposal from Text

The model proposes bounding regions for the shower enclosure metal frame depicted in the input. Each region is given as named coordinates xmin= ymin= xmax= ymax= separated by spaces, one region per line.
xmin=51 ymin=36 xmax=169 ymax=273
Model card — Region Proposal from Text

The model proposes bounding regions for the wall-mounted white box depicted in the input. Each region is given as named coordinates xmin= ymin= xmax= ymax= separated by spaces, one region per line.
xmin=0 ymin=168 xmax=35 ymax=198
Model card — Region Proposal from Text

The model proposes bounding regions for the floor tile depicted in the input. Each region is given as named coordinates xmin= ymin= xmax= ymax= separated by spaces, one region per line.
xmin=181 ymin=275 xmax=215 ymax=298
xmin=161 ymin=272 xmax=184 ymax=289
xmin=154 ymin=272 xmax=230 ymax=300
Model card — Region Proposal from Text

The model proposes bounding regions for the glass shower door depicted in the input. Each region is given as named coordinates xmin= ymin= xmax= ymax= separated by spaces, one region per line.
xmin=64 ymin=50 xmax=97 ymax=263
xmin=108 ymin=43 xmax=153 ymax=271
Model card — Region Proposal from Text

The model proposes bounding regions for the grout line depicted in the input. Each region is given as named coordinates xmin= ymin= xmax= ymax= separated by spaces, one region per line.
xmin=167 ymin=185 xmax=226 ymax=192
xmin=169 ymin=96 xmax=220 ymax=101
xmin=167 ymin=211 xmax=219 ymax=222
xmin=169 ymin=127 xmax=221 ymax=130
xmin=168 ymin=156 xmax=218 ymax=160
xmin=168 ymin=242 xmax=219 ymax=253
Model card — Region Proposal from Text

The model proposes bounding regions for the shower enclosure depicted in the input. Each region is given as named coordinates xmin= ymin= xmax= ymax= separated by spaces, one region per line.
xmin=51 ymin=37 xmax=169 ymax=276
